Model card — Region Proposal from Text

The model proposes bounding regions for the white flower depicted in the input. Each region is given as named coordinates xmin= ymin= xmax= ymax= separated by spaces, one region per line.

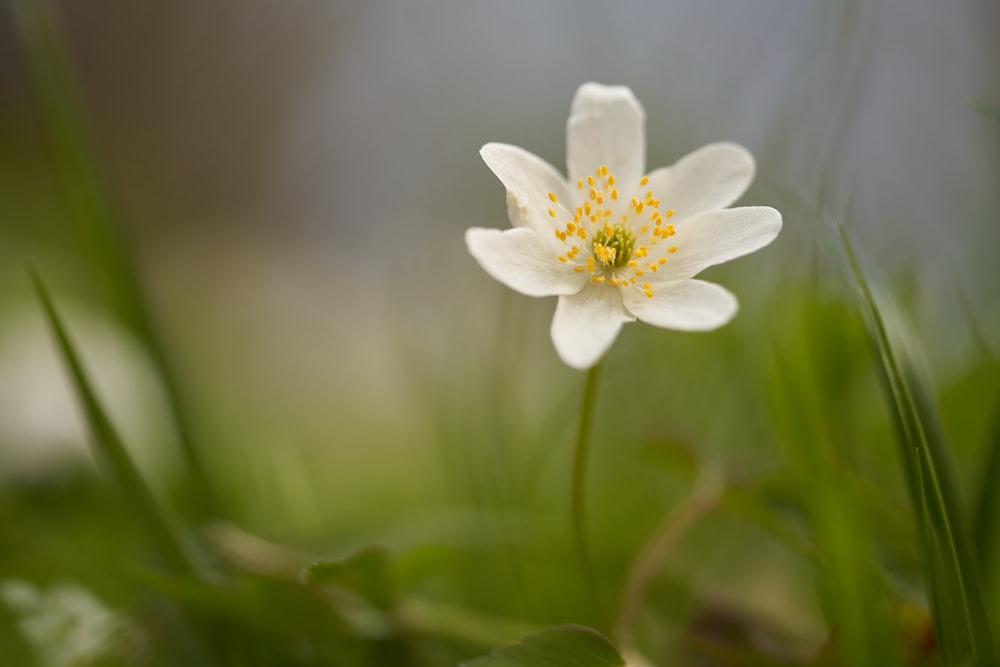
xmin=466 ymin=82 xmax=782 ymax=369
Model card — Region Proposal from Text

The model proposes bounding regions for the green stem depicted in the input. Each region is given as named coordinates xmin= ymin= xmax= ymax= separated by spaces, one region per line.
xmin=571 ymin=361 xmax=602 ymax=619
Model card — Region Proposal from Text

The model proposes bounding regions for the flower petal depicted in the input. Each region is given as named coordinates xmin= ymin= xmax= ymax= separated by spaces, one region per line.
xmin=567 ymin=83 xmax=645 ymax=196
xmin=466 ymin=227 xmax=586 ymax=297
xmin=645 ymin=142 xmax=755 ymax=221
xmin=550 ymin=285 xmax=634 ymax=369
xmin=480 ymin=143 xmax=571 ymax=233
xmin=622 ymin=279 xmax=738 ymax=331
xmin=659 ymin=206 xmax=782 ymax=280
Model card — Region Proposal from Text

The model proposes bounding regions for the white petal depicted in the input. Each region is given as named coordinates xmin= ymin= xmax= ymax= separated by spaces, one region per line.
xmin=622 ymin=280 xmax=738 ymax=331
xmin=550 ymin=285 xmax=634 ymax=369
xmin=466 ymin=227 xmax=586 ymax=297
xmin=645 ymin=142 xmax=755 ymax=221
xmin=567 ymin=83 xmax=645 ymax=196
xmin=480 ymin=143 xmax=571 ymax=233
xmin=660 ymin=206 xmax=782 ymax=280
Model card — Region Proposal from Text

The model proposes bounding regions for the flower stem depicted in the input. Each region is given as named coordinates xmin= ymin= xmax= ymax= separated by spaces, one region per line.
xmin=571 ymin=361 xmax=603 ymax=619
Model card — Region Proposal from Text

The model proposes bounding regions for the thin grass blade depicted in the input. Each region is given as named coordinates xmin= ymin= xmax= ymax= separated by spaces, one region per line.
xmin=838 ymin=223 xmax=995 ymax=664
xmin=32 ymin=270 xmax=199 ymax=579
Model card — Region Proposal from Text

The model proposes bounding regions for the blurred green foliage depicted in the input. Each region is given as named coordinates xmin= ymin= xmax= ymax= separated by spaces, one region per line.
xmin=2 ymin=2 xmax=999 ymax=667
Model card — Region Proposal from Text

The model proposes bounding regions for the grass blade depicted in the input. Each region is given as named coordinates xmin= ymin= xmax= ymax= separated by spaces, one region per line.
xmin=32 ymin=270 xmax=199 ymax=579
xmin=8 ymin=0 xmax=215 ymax=514
xmin=838 ymin=223 xmax=996 ymax=664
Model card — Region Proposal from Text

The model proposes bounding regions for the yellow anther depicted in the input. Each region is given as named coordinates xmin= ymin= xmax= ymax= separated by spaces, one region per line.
xmin=554 ymin=230 xmax=561 ymax=240
xmin=595 ymin=193 xmax=604 ymax=205
xmin=647 ymin=191 xmax=653 ymax=199
xmin=640 ymin=225 xmax=649 ymax=234
xmin=629 ymin=277 xmax=636 ymax=284
xmin=635 ymin=201 xmax=645 ymax=214
xmin=649 ymin=264 xmax=658 ymax=272
xmin=603 ymin=209 xmax=612 ymax=218
xmin=640 ymin=175 xmax=649 ymax=186
xmin=558 ymin=256 xmax=568 ymax=263
xmin=548 ymin=208 xmax=556 ymax=218
xmin=548 ymin=192 xmax=558 ymax=202
xmin=586 ymin=257 xmax=595 ymax=273
xmin=577 ymin=179 xmax=584 ymax=190
xmin=577 ymin=228 xmax=587 ymax=239
xmin=628 ymin=260 xmax=638 ymax=268
xmin=635 ymin=269 xmax=644 ymax=276
xmin=608 ymin=174 xmax=616 ymax=186
xmin=644 ymin=289 xmax=654 ymax=298
xmin=658 ymin=257 xmax=666 ymax=265
xmin=601 ymin=165 xmax=609 ymax=176
xmin=643 ymin=282 xmax=651 ymax=289
xmin=611 ymin=188 xmax=619 ymax=200
xmin=559 ymin=231 xmax=567 ymax=241
xmin=584 ymin=201 xmax=592 ymax=215
xmin=566 ymin=222 xmax=576 ymax=232
xmin=666 ymin=209 xmax=675 ymax=218
xmin=591 ymin=275 xmax=605 ymax=284
xmin=604 ymin=223 xmax=614 ymax=236
xmin=589 ymin=187 xmax=598 ymax=201
xmin=574 ymin=265 xmax=585 ymax=273
xmin=630 ymin=197 xmax=639 ymax=208
xmin=587 ymin=175 xmax=595 ymax=186
xmin=590 ymin=214 xmax=597 ymax=222
xmin=668 ymin=246 xmax=678 ymax=253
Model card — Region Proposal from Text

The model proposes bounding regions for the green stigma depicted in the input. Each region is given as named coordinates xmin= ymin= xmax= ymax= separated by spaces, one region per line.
xmin=591 ymin=223 xmax=635 ymax=269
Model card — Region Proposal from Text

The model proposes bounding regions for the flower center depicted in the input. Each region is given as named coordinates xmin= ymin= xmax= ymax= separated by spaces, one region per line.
xmin=546 ymin=165 xmax=679 ymax=298
xmin=592 ymin=223 xmax=634 ymax=269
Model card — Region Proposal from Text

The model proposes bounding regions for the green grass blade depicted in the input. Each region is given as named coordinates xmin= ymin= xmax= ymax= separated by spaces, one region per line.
xmin=8 ymin=0 xmax=215 ymax=514
xmin=969 ymin=98 xmax=1000 ymax=122
xmin=32 ymin=270 xmax=200 ymax=579
xmin=972 ymin=387 xmax=1000 ymax=591
xmin=769 ymin=347 xmax=899 ymax=667
xmin=838 ymin=223 xmax=996 ymax=664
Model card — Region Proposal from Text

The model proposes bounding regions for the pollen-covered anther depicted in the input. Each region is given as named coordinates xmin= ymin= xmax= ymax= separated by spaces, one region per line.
xmin=548 ymin=192 xmax=558 ymax=203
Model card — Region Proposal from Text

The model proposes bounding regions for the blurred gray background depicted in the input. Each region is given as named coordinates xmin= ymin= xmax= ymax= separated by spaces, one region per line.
xmin=1 ymin=0 xmax=998 ymax=480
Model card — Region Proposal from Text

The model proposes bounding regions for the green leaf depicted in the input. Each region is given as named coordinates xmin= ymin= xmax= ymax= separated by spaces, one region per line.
xmin=838 ymin=223 xmax=996 ymax=664
xmin=460 ymin=625 xmax=623 ymax=667
xmin=304 ymin=547 xmax=395 ymax=610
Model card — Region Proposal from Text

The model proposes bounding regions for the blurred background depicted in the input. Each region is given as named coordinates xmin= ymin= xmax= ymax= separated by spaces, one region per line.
xmin=1 ymin=1 xmax=998 ymax=665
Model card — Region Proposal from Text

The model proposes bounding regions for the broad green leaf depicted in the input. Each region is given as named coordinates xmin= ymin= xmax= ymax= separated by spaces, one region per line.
xmin=305 ymin=547 xmax=395 ymax=610
xmin=838 ymin=223 xmax=996 ymax=664
xmin=460 ymin=625 xmax=623 ymax=667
